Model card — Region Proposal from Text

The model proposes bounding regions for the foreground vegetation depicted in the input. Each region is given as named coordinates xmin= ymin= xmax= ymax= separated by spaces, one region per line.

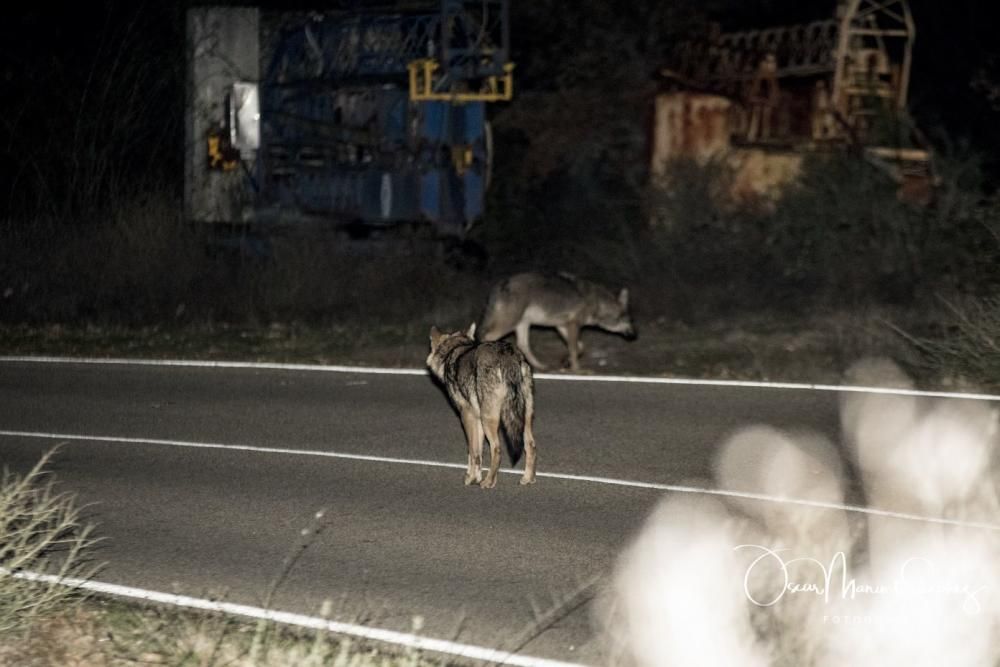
xmin=0 ymin=448 xmax=99 ymax=640
xmin=1 ymin=601 xmax=451 ymax=667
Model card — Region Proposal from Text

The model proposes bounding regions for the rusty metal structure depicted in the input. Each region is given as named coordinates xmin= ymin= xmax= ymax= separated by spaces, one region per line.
xmin=659 ymin=0 xmax=930 ymax=192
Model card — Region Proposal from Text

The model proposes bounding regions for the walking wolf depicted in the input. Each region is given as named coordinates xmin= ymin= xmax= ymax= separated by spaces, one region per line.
xmin=478 ymin=271 xmax=636 ymax=371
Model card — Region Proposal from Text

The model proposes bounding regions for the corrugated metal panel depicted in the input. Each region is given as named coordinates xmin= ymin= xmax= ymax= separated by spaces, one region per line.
xmin=650 ymin=92 xmax=732 ymax=176
xmin=184 ymin=7 xmax=260 ymax=224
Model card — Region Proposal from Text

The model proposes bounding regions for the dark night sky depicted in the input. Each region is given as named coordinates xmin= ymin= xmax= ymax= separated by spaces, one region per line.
xmin=4 ymin=1 xmax=996 ymax=126
xmin=1 ymin=0 xmax=998 ymax=213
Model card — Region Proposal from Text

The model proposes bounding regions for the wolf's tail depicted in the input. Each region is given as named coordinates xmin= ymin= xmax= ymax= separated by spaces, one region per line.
xmin=500 ymin=356 xmax=534 ymax=466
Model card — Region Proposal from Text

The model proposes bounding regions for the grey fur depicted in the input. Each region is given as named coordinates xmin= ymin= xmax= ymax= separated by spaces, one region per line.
xmin=427 ymin=324 xmax=538 ymax=488
xmin=478 ymin=271 xmax=637 ymax=371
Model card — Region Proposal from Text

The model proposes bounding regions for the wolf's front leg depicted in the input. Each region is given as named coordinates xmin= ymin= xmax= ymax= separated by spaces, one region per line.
xmin=515 ymin=322 xmax=547 ymax=371
xmin=556 ymin=323 xmax=582 ymax=371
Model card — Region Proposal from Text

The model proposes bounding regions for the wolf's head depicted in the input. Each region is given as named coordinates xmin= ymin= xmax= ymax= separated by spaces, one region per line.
xmin=426 ymin=323 xmax=477 ymax=378
xmin=592 ymin=287 xmax=637 ymax=341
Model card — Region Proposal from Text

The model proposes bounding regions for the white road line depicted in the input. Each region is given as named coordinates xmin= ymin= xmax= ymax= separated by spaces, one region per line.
xmin=4 ymin=429 xmax=1000 ymax=532
xmin=3 ymin=568 xmax=583 ymax=667
xmin=0 ymin=428 xmax=469 ymax=471
xmin=2 ymin=355 xmax=998 ymax=401
xmin=0 ymin=355 xmax=424 ymax=376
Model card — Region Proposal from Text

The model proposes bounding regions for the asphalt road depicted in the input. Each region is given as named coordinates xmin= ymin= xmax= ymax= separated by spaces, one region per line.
xmin=0 ymin=358 xmax=849 ymax=664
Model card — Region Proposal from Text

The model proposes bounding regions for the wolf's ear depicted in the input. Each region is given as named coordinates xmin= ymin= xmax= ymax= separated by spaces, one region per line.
xmin=618 ymin=288 xmax=629 ymax=308
xmin=429 ymin=326 xmax=442 ymax=344
xmin=466 ymin=322 xmax=477 ymax=339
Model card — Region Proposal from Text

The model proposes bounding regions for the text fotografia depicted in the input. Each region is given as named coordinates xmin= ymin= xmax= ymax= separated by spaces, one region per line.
xmin=735 ymin=544 xmax=986 ymax=615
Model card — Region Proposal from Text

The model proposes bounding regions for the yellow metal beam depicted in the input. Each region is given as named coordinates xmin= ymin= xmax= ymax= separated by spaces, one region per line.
xmin=407 ymin=59 xmax=514 ymax=103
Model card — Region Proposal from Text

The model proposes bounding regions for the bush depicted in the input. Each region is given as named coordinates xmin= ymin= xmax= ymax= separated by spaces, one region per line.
xmin=0 ymin=192 xmax=490 ymax=330
xmin=764 ymin=153 xmax=923 ymax=303
xmin=642 ymin=148 xmax=1000 ymax=318
xmin=0 ymin=192 xmax=210 ymax=324
xmin=642 ymin=158 xmax=778 ymax=318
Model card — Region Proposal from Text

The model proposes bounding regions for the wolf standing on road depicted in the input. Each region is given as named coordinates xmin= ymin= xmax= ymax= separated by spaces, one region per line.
xmin=478 ymin=271 xmax=637 ymax=371
xmin=427 ymin=323 xmax=537 ymax=488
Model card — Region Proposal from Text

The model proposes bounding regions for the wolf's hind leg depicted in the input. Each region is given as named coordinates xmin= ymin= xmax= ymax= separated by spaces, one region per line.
xmin=461 ymin=410 xmax=483 ymax=486
xmin=480 ymin=416 xmax=503 ymax=489
xmin=520 ymin=403 xmax=537 ymax=486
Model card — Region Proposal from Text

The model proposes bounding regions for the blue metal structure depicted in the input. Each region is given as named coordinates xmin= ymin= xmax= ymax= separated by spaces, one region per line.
xmin=249 ymin=1 xmax=510 ymax=233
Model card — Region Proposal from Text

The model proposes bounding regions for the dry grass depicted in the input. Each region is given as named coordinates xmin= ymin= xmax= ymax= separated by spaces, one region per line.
xmin=0 ymin=305 xmax=924 ymax=392
xmin=887 ymin=293 xmax=1000 ymax=391
xmin=0 ymin=447 xmax=101 ymax=636
xmin=0 ymin=601 xmax=450 ymax=667
xmin=0 ymin=606 xmax=113 ymax=667
xmin=104 ymin=601 xmax=444 ymax=667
